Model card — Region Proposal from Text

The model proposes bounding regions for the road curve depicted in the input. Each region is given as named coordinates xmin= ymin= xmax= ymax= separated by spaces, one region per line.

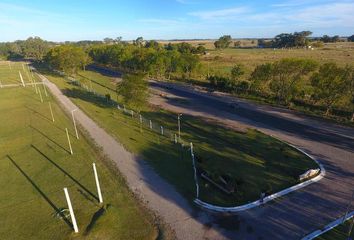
xmin=150 ymin=80 xmax=354 ymax=239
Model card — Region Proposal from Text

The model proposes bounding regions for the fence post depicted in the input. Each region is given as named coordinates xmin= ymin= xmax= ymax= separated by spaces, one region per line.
xmin=63 ymin=188 xmax=79 ymax=233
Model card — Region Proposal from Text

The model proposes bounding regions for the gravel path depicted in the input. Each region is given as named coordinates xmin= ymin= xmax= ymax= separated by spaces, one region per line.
xmin=38 ymin=74 xmax=228 ymax=240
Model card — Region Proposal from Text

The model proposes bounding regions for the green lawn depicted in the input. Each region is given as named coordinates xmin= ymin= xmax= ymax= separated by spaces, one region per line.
xmin=315 ymin=218 xmax=353 ymax=240
xmin=41 ymin=67 xmax=319 ymax=207
xmin=0 ymin=61 xmax=37 ymax=85
xmin=0 ymin=63 xmax=158 ymax=240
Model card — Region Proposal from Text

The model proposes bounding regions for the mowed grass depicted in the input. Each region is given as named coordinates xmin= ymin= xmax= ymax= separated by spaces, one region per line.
xmin=315 ymin=218 xmax=354 ymax=240
xmin=0 ymin=65 xmax=158 ymax=239
xmin=0 ymin=61 xmax=37 ymax=85
xmin=42 ymin=68 xmax=318 ymax=206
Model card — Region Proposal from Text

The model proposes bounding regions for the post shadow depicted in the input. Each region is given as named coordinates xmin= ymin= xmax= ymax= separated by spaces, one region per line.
xmin=7 ymin=155 xmax=73 ymax=229
xmin=31 ymin=144 xmax=99 ymax=202
xmin=29 ymin=125 xmax=70 ymax=154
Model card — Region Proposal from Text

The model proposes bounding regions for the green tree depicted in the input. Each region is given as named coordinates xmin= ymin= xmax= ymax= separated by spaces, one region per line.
xmin=116 ymin=74 xmax=148 ymax=110
xmin=45 ymin=45 xmax=91 ymax=74
xmin=250 ymin=63 xmax=273 ymax=91
xmin=269 ymin=59 xmax=318 ymax=103
xmin=214 ymin=35 xmax=232 ymax=49
xmin=310 ymin=63 xmax=349 ymax=115
xmin=21 ymin=37 xmax=49 ymax=61
xmin=230 ymin=64 xmax=245 ymax=81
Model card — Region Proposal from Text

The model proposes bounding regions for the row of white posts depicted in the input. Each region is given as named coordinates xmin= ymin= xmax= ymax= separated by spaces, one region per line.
xmin=18 ymin=63 xmax=99 ymax=233
xmin=64 ymin=163 xmax=103 ymax=233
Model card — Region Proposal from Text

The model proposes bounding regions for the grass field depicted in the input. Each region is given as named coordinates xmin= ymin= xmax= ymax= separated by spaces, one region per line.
xmin=200 ymin=42 xmax=354 ymax=77
xmin=41 ymin=67 xmax=319 ymax=207
xmin=0 ymin=63 xmax=158 ymax=239
xmin=0 ymin=61 xmax=37 ymax=86
xmin=315 ymin=218 xmax=354 ymax=240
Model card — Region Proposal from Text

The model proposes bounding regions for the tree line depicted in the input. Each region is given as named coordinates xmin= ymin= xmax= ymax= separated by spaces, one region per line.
xmin=208 ymin=59 xmax=353 ymax=118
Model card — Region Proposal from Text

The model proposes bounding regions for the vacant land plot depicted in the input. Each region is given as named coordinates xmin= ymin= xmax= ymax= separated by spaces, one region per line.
xmin=201 ymin=42 xmax=354 ymax=77
xmin=42 ymin=68 xmax=318 ymax=207
xmin=0 ymin=64 xmax=158 ymax=239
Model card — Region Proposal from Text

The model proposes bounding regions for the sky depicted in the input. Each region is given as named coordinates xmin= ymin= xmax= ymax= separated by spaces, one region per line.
xmin=0 ymin=0 xmax=353 ymax=42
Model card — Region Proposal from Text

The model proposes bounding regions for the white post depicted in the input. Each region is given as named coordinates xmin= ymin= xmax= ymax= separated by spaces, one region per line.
xmin=160 ymin=126 xmax=164 ymax=135
xmin=149 ymin=120 xmax=152 ymax=129
xmin=139 ymin=115 xmax=142 ymax=124
xmin=92 ymin=163 xmax=103 ymax=204
xmin=71 ymin=109 xmax=79 ymax=139
xmin=38 ymin=87 xmax=43 ymax=103
xmin=49 ymin=102 xmax=55 ymax=122
xmin=131 ymin=110 xmax=134 ymax=118
xmin=19 ymin=71 xmax=25 ymax=87
xmin=190 ymin=142 xmax=194 ymax=156
xmin=65 ymin=128 xmax=73 ymax=155
xmin=174 ymin=134 xmax=177 ymax=143
xmin=33 ymin=78 xmax=38 ymax=94
xmin=43 ymin=83 xmax=48 ymax=97
xmin=117 ymin=104 xmax=120 ymax=110
xmin=63 ymin=188 xmax=79 ymax=233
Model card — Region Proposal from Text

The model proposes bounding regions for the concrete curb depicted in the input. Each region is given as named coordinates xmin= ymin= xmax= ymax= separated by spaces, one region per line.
xmin=301 ymin=211 xmax=354 ymax=240
xmin=194 ymin=142 xmax=326 ymax=213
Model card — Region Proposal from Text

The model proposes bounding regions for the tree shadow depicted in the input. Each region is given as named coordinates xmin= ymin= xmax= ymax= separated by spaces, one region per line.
xmin=62 ymin=88 xmax=113 ymax=109
xmin=155 ymin=82 xmax=354 ymax=153
xmin=84 ymin=206 xmax=106 ymax=235
xmin=29 ymin=125 xmax=70 ymax=154
xmin=31 ymin=144 xmax=99 ymax=202
xmin=87 ymin=64 xmax=122 ymax=78
xmin=7 ymin=155 xmax=73 ymax=229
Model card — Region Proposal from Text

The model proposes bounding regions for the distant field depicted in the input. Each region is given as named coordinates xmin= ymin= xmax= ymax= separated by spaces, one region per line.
xmin=42 ymin=67 xmax=319 ymax=207
xmin=159 ymin=40 xmax=354 ymax=77
xmin=203 ymin=42 xmax=354 ymax=77
xmin=0 ymin=63 xmax=158 ymax=239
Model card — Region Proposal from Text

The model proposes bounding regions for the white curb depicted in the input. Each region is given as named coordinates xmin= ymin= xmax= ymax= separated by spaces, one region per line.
xmin=301 ymin=211 xmax=354 ymax=240
xmin=194 ymin=142 xmax=326 ymax=213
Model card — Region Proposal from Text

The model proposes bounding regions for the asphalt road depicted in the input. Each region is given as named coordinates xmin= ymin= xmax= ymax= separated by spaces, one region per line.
xmin=149 ymin=80 xmax=354 ymax=239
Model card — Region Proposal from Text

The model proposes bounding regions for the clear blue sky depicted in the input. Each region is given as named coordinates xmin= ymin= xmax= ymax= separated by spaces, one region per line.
xmin=0 ymin=0 xmax=353 ymax=42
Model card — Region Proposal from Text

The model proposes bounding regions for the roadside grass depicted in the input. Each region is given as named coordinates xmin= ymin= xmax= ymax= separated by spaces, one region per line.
xmin=42 ymin=68 xmax=318 ymax=207
xmin=315 ymin=219 xmax=354 ymax=240
xmin=0 ymin=64 xmax=158 ymax=239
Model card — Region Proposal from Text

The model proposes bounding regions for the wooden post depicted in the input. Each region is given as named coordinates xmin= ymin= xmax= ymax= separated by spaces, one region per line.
xmin=49 ymin=102 xmax=54 ymax=122
xmin=71 ymin=110 xmax=79 ymax=139
xmin=65 ymin=128 xmax=73 ymax=155
xmin=92 ymin=163 xmax=103 ymax=203
xmin=63 ymin=188 xmax=79 ymax=233
xmin=38 ymin=87 xmax=43 ymax=103
xmin=19 ymin=71 xmax=25 ymax=87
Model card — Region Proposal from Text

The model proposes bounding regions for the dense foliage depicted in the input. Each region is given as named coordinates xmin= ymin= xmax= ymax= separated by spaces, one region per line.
xmin=45 ymin=45 xmax=91 ymax=74
xmin=89 ymin=41 xmax=201 ymax=79
xmin=0 ymin=37 xmax=50 ymax=61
